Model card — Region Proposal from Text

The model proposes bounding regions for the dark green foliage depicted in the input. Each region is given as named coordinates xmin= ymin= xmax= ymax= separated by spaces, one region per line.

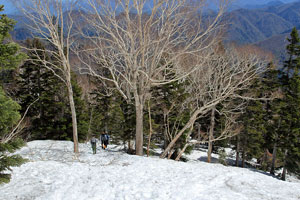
xmin=218 ymin=148 xmax=228 ymax=166
xmin=0 ymin=6 xmax=26 ymax=184
xmin=0 ymin=87 xmax=26 ymax=184
xmin=151 ymin=75 xmax=191 ymax=157
xmin=0 ymin=138 xmax=26 ymax=184
xmin=118 ymin=97 xmax=135 ymax=146
xmin=89 ymin=85 xmax=135 ymax=147
xmin=239 ymin=29 xmax=300 ymax=177
xmin=17 ymin=38 xmax=88 ymax=142
xmin=231 ymin=62 xmax=282 ymax=169
xmin=279 ymin=74 xmax=300 ymax=177
xmin=282 ymin=27 xmax=300 ymax=80
xmin=240 ymin=101 xmax=266 ymax=164
xmin=0 ymin=5 xmax=26 ymax=74
xmin=0 ymin=87 xmax=21 ymax=134
xmin=277 ymin=28 xmax=300 ymax=178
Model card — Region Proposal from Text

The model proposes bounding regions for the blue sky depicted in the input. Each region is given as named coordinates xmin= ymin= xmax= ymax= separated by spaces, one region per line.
xmin=0 ymin=0 xmax=16 ymax=14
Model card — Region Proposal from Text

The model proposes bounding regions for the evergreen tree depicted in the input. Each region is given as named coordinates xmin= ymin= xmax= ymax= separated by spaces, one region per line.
xmin=239 ymin=100 xmax=266 ymax=168
xmin=17 ymin=39 xmax=88 ymax=141
xmin=284 ymin=27 xmax=300 ymax=79
xmin=276 ymin=27 xmax=300 ymax=180
xmin=279 ymin=72 xmax=300 ymax=180
xmin=0 ymin=87 xmax=25 ymax=183
xmin=151 ymin=76 xmax=191 ymax=159
xmin=0 ymin=5 xmax=25 ymax=84
xmin=113 ymin=94 xmax=135 ymax=149
xmin=0 ymin=5 xmax=26 ymax=183
xmin=260 ymin=63 xmax=282 ymax=174
xmin=89 ymin=86 xmax=133 ymax=147
xmin=232 ymin=62 xmax=281 ymax=169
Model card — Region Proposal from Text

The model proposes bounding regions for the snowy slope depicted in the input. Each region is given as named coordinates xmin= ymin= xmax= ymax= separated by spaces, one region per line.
xmin=0 ymin=141 xmax=299 ymax=200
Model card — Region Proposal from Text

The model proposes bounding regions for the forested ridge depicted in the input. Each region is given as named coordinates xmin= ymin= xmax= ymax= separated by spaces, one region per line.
xmin=0 ymin=0 xmax=299 ymax=185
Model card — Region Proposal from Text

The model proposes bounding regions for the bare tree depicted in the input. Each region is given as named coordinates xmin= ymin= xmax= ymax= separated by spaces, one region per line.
xmin=75 ymin=0 xmax=227 ymax=155
xmin=15 ymin=0 xmax=80 ymax=153
xmin=160 ymin=47 xmax=267 ymax=159
xmin=0 ymin=100 xmax=37 ymax=144
xmin=174 ymin=111 xmax=242 ymax=161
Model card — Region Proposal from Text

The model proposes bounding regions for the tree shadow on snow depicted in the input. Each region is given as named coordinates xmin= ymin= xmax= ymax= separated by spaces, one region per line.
xmin=246 ymin=168 xmax=282 ymax=180
xmin=198 ymin=156 xmax=219 ymax=163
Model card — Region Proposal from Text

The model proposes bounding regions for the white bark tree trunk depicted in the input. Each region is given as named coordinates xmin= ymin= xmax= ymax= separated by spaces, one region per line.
xmin=67 ymin=79 xmax=78 ymax=153
xmin=207 ymin=107 xmax=216 ymax=163
xmin=147 ymin=101 xmax=153 ymax=157
xmin=135 ymin=100 xmax=144 ymax=156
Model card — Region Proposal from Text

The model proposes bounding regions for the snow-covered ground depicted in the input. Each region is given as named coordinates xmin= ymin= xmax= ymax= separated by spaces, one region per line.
xmin=0 ymin=140 xmax=300 ymax=200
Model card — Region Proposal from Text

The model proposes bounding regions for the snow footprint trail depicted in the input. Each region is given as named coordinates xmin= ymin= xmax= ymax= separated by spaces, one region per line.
xmin=15 ymin=141 xmax=118 ymax=165
xmin=1 ymin=140 xmax=300 ymax=200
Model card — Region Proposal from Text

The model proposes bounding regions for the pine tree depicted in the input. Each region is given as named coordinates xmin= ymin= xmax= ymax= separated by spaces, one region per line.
xmin=232 ymin=62 xmax=281 ymax=169
xmin=0 ymin=5 xmax=26 ymax=183
xmin=284 ymin=27 xmax=300 ymax=78
xmin=17 ymin=38 xmax=66 ymax=140
xmin=261 ymin=63 xmax=282 ymax=174
xmin=0 ymin=5 xmax=25 ymax=84
xmin=151 ymin=77 xmax=190 ymax=159
xmin=279 ymin=72 xmax=300 ymax=180
xmin=277 ymin=27 xmax=300 ymax=180
xmin=0 ymin=87 xmax=25 ymax=183
xmin=17 ymin=39 xmax=89 ymax=141
xmin=89 ymin=87 xmax=131 ymax=145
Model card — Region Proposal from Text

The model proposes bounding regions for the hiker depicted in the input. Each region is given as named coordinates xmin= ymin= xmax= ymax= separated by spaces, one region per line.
xmin=90 ymin=135 xmax=97 ymax=154
xmin=100 ymin=132 xmax=109 ymax=150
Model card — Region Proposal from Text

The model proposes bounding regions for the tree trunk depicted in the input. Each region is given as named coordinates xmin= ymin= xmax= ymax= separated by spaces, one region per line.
xmin=207 ymin=107 xmax=216 ymax=163
xmin=67 ymin=80 xmax=79 ymax=154
xmin=271 ymin=120 xmax=280 ymax=175
xmin=163 ymin=112 xmax=168 ymax=150
xmin=175 ymin=126 xmax=194 ymax=161
xmin=88 ymin=107 xmax=94 ymax=137
xmin=270 ymin=140 xmax=277 ymax=175
xmin=197 ymin=123 xmax=201 ymax=141
xmin=282 ymin=166 xmax=287 ymax=181
xmin=38 ymin=65 xmax=42 ymax=118
xmin=236 ymin=134 xmax=240 ymax=167
xmin=135 ymin=101 xmax=144 ymax=156
xmin=128 ymin=140 xmax=132 ymax=152
xmin=160 ymin=103 xmax=218 ymax=159
xmin=242 ymin=148 xmax=245 ymax=168
xmin=281 ymin=149 xmax=288 ymax=181
xmin=167 ymin=148 xmax=174 ymax=159
xmin=175 ymin=144 xmax=188 ymax=161
xmin=147 ymin=100 xmax=152 ymax=157
xmin=160 ymin=109 xmax=201 ymax=159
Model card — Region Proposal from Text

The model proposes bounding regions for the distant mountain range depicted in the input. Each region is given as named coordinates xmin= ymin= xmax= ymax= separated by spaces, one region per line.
xmin=224 ymin=1 xmax=300 ymax=61
xmin=230 ymin=0 xmax=284 ymax=10
xmin=7 ymin=0 xmax=300 ymax=62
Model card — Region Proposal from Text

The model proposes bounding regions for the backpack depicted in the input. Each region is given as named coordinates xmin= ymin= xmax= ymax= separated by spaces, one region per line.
xmin=91 ymin=137 xmax=96 ymax=144
xmin=104 ymin=134 xmax=109 ymax=142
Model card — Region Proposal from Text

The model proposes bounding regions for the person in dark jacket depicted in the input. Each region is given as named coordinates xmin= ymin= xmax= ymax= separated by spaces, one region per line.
xmin=90 ymin=135 xmax=97 ymax=154
xmin=100 ymin=132 xmax=109 ymax=150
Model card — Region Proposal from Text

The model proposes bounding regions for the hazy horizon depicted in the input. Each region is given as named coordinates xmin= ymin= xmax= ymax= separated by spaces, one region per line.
xmin=1 ymin=0 xmax=300 ymax=14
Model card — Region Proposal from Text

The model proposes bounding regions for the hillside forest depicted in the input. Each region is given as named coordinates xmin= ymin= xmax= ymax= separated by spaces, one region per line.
xmin=0 ymin=0 xmax=300 ymax=184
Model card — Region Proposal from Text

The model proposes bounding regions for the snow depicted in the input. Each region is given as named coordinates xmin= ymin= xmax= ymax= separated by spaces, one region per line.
xmin=0 ymin=140 xmax=300 ymax=200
